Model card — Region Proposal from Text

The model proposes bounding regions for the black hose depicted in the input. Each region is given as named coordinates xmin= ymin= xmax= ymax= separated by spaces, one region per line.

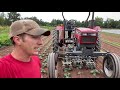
xmin=91 ymin=12 xmax=95 ymax=29
xmin=62 ymin=12 xmax=66 ymax=21
xmin=85 ymin=12 xmax=91 ymax=27
xmin=62 ymin=12 xmax=66 ymax=39
xmin=86 ymin=12 xmax=91 ymax=22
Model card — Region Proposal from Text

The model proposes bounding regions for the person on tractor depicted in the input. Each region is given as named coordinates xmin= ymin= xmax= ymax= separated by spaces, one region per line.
xmin=66 ymin=20 xmax=73 ymax=38
xmin=58 ymin=24 xmax=64 ymax=47
xmin=58 ymin=20 xmax=76 ymax=47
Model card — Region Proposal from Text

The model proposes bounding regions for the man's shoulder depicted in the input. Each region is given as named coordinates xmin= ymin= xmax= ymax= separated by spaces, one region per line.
xmin=31 ymin=55 xmax=41 ymax=61
xmin=31 ymin=55 xmax=40 ymax=59
xmin=0 ymin=54 xmax=11 ymax=63
xmin=0 ymin=54 xmax=13 ymax=78
xmin=0 ymin=54 xmax=11 ymax=70
xmin=31 ymin=56 xmax=41 ymax=65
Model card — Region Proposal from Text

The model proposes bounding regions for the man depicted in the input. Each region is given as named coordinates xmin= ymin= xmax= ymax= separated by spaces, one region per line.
xmin=0 ymin=19 xmax=50 ymax=78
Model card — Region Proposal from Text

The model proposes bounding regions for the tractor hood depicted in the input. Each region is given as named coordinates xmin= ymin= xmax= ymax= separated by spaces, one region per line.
xmin=76 ymin=28 xmax=98 ymax=33
xmin=55 ymin=25 xmax=64 ymax=30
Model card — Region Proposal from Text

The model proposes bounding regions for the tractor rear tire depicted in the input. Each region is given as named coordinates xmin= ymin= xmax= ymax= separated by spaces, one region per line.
xmin=47 ymin=53 xmax=58 ymax=78
xmin=95 ymin=32 xmax=101 ymax=51
xmin=103 ymin=53 xmax=120 ymax=78
xmin=52 ymin=30 xmax=59 ymax=53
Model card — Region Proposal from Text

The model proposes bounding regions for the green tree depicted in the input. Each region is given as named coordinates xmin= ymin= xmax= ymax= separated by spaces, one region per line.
xmin=95 ymin=16 xmax=103 ymax=27
xmin=116 ymin=20 xmax=120 ymax=29
xmin=24 ymin=16 xmax=40 ymax=25
xmin=0 ymin=12 xmax=5 ymax=25
xmin=51 ymin=19 xmax=63 ymax=26
xmin=7 ymin=12 xmax=21 ymax=25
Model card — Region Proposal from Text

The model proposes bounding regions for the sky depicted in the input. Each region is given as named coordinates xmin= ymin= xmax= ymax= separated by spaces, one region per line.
xmin=3 ymin=12 xmax=120 ymax=22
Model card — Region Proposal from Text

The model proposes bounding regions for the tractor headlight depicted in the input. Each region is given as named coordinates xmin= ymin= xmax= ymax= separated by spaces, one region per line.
xmin=89 ymin=33 xmax=96 ymax=36
xmin=82 ymin=33 xmax=87 ymax=36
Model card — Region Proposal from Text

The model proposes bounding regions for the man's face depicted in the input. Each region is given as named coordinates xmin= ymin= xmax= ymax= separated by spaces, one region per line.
xmin=19 ymin=34 xmax=43 ymax=56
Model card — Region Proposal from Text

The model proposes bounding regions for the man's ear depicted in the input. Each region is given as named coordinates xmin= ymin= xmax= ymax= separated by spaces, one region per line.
xmin=12 ymin=36 xmax=22 ymax=45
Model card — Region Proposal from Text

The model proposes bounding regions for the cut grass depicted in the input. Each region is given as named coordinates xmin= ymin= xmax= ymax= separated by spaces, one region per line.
xmin=102 ymin=39 xmax=120 ymax=48
xmin=101 ymin=32 xmax=120 ymax=38
xmin=100 ymin=32 xmax=120 ymax=48
xmin=41 ymin=26 xmax=55 ymax=31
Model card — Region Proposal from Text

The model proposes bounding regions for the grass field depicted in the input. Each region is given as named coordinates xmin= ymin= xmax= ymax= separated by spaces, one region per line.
xmin=0 ymin=26 xmax=120 ymax=48
xmin=100 ymin=32 xmax=120 ymax=48
xmin=0 ymin=26 xmax=54 ymax=48
xmin=0 ymin=26 xmax=11 ymax=48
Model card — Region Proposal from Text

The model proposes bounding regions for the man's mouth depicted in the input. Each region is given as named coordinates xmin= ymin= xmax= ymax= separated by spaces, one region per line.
xmin=34 ymin=47 xmax=40 ymax=51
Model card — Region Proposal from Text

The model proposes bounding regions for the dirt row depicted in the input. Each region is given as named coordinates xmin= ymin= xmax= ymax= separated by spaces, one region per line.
xmin=101 ymin=41 xmax=120 ymax=56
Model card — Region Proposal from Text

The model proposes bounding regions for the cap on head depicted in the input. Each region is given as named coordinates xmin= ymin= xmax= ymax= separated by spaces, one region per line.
xmin=9 ymin=19 xmax=50 ymax=38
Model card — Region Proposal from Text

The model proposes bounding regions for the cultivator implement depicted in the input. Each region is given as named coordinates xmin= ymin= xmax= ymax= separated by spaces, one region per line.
xmin=47 ymin=12 xmax=120 ymax=78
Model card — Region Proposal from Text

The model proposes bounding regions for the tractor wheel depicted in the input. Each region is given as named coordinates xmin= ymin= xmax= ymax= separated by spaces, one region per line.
xmin=95 ymin=32 xmax=101 ymax=51
xmin=94 ymin=33 xmax=101 ymax=60
xmin=52 ymin=30 xmax=59 ymax=53
xmin=76 ymin=43 xmax=80 ymax=51
xmin=103 ymin=53 xmax=120 ymax=78
xmin=114 ymin=54 xmax=120 ymax=78
xmin=95 ymin=40 xmax=100 ymax=51
xmin=47 ymin=53 xmax=58 ymax=78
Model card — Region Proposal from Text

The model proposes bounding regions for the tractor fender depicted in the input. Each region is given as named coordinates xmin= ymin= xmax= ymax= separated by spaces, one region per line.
xmin=93 ymin=26 xmax=101 ymax=31
xmin=56 ymin=25 xmax=64 ymax=42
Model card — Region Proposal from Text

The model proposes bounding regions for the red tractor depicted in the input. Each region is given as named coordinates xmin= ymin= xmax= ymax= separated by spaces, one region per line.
xmin=47 ymin=12 xmax=120 ymax=78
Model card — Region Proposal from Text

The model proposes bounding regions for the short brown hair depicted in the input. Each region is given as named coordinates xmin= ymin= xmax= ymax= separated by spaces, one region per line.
xmin=10 ymin=33 xmax=26 ymax=45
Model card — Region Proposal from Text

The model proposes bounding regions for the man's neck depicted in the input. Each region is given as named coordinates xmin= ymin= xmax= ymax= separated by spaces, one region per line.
xmin=11 ymin=47 xmax=31 ymax=62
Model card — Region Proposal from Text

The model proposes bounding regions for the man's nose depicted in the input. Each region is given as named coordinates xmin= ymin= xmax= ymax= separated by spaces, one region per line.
xmin=37 ymin=38 xmax=43 ymax=45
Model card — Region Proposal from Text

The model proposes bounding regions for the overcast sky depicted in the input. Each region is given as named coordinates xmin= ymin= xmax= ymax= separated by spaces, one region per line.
xmin=3 ymin=12 xmax=120 ymax=22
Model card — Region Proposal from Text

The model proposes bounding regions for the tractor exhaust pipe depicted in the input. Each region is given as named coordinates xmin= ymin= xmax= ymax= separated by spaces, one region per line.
xmin=91 ymin=12 xmax=95 ymax=29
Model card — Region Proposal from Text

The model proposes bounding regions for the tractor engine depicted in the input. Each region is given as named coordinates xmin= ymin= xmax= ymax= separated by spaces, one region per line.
xmin=61 ymin=26 xmax=101 ymax=69
xmin=74 ymin=27 xmax=101 ymax=52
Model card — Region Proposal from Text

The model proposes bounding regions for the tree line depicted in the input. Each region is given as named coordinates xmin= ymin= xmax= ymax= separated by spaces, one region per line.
xmin=1 ymin=12 xmax=120 ymax=29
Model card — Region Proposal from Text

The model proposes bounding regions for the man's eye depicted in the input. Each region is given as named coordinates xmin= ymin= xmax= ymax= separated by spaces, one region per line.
xmin=31 ymin=36 xmax=42 ymax=39
xmin=32 ymin=36 xmax=39 ymax=39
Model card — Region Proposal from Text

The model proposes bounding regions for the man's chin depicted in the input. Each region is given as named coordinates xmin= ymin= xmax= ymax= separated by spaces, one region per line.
xmin=32 ymin=52 xmax=39 ymax=56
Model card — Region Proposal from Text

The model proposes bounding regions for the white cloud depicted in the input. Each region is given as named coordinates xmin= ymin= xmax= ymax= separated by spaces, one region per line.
xmin=2 ymin=12 xmax=120 ymax=22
